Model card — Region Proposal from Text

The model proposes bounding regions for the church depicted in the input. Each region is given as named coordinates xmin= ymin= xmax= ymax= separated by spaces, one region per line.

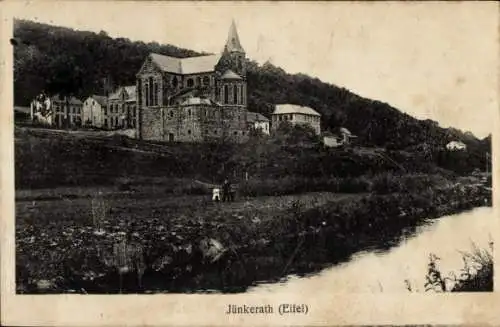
xmin=136 ymin=20 xmax=251 ymax=143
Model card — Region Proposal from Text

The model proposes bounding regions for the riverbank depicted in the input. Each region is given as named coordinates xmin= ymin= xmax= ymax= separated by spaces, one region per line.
xmin=16 ymin=181 xmax=491 ymax=294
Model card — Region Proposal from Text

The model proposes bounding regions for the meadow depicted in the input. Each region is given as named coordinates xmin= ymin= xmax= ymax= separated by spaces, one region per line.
xmin=14 ymin=127 xmax=492 ymax=293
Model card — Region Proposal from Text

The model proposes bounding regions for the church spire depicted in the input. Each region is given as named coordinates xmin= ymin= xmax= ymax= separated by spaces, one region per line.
xmin=224 ymin=19 xmax=245 ymax=53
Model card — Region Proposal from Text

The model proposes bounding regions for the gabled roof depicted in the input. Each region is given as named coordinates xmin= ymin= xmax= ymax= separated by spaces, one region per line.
xmin=88 ymin=95 xmax=108 ymax=106
xmin=108 ymin=85 xmax=136 ymax=101
xmin=246 ymin=112 xmax=269 ymax=122
xmin=124 ymin=85 xmax=137 ymax=101
xmin=273 ymin=104 xmax=321 ymax=117
xmin=50 ymin=95 xmax=82 ymax=105
xmin=221 ymin=69 xmax=242 ymax=80
xmin=149 ymin=53 xmax=221 ymax=75
xmin=224 ymin=20 xmax=245 ymax=53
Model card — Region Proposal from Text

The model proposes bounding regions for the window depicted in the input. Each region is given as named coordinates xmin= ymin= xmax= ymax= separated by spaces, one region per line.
xmin=172 ymin=77 xmax=178 ymax=88
xmin=233 ymin=85 xmax=238 ymax=104
xmin=153 ymin=83 xmax=158 ymax=106
xmin=197 ymin=77 xmax=201 ymax=85
xmin=188 ymin=130 xmax=191 ymax=135
xmin=214 ymin=129 xmax=218 ymax=134
xmin=148 ymin=77 xmax=154 ymax=106
xmin=240 ymin=85 xmax=244 ymax=105
xmin=145 ymin=86 xmax=149 ymax=107
xmin=187 ymin=78 xmax=194 ymax=88
xmin=224 ymin=85 xmax=229 ymax=104
xmin=169 ymin=111 xmax=174 ymax=118
xmin=203 ymin=76 xmax=210 ymax=86
xmin=233 ymin=131 xmax=237 ymax=136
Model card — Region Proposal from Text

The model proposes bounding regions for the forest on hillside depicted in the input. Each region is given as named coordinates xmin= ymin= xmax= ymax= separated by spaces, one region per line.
xmin=13 ymin=19 xmax=491 ymax=156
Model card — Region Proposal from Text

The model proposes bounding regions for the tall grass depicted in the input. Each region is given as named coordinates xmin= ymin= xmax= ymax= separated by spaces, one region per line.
xmin=405 ymin=240 xmax=493 ymax=293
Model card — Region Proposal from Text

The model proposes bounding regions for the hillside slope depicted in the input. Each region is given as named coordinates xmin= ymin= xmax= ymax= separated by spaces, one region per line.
xmin=13 ymin=19 xmax=491 ymax=156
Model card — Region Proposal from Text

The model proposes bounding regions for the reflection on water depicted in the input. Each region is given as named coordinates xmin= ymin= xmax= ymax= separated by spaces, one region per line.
xmin=249 ymin=207 xmax=494 ymax=293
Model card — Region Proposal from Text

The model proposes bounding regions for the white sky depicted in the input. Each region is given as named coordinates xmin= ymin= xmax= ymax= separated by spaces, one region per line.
xmin=6 ymin=1 xmax=498 ymax=138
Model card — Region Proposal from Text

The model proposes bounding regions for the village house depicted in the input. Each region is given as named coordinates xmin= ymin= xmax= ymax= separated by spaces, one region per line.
xmin=136 ymin=20 xmax=249 ymax=143
xmin=31 ymin=94 xmax=83 ymax=128
xmin=271 ymin=104 xmax=321 ymax=135
xmin=82 ymin=95 xmax=107 ymax=128
xmin=322 ymin=127 xmax=357 ymax=148
xmin=246 ymin=112 xmax=270 ymax=135
xmin=446 ymin=140 xmax=467 ymax=151
xmin=106 ymin=86 xmax=137 ymax=130
xmin=51 ymin=95 xmax=83 ymax=128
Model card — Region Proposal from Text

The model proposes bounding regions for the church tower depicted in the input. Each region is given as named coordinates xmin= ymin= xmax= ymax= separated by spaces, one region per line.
xmin=219 ymin=20 xmax=246 ymax=77
xmin=217 ymin=20 xmax=247 ymax=108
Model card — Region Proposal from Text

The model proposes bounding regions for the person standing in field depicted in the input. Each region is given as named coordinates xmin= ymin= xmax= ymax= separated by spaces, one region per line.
xmin=222 ymin=179 xmax=230 ymax=202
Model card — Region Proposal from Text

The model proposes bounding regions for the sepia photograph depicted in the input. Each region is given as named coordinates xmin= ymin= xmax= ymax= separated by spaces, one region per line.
xmin=1 ymin=1 xmax=499 ymax=326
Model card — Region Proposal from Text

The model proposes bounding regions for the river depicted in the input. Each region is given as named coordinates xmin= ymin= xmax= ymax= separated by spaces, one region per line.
xmin=248 ymin=206 xmax=494 ymax=293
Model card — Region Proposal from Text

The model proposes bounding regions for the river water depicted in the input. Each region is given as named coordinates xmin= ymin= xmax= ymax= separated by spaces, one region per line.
xmin=248 ymin=206 xmax=495 ymax=293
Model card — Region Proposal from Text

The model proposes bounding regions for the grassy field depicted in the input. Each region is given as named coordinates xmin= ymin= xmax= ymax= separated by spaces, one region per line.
xmin=14 ymin=126 xmax=492 ymax=293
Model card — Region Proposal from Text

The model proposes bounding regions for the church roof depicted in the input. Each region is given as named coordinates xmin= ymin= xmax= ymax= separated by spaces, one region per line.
xmin=224 ymin=20 xmax=245 ymax=53
xmin=246 ymin=112 xmax=269 ymax=122
xmin=221 ymin=69 xmax=242 ymax=80
xmin=180 ymin=97 xmax=217 ymax=106
xmin=150 ymin=53 xmax=221 ymax=75
xmin=273 ymin=104 xmax=321 ymax=117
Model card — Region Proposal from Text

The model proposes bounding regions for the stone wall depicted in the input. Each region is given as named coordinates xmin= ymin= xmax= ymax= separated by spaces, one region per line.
xmin=140 ymin=107 xmax=163 ymax=141
xmin=140 ymin=104 xmax=249 ymax=143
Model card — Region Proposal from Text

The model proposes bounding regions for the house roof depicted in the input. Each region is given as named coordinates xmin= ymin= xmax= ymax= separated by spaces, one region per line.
xmin=50 ymin=95 xmax=82 ymax=105
xmin=89 ymin=95 xmax=108 ymax=106
xmin=150 ymin=53 xmax=221 ymax=75
xmin=221 ymin=69 xmax=242 ymax=80
xmin=273 ymin=104 xmax=321 ymax=116
xmin=124 ymin=85 xmax=137 ymax=101
xmin=339 ymin=127 xmax=352 ymax=135
xmin=246 ymin=112 xmax=269 ymax=122
xmin=108 ymin=85 xmax=136 ymax=101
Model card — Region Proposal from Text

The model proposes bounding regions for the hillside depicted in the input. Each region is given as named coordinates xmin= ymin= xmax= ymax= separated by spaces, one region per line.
xmin=13 ymin=19 xmax=491 ymax=155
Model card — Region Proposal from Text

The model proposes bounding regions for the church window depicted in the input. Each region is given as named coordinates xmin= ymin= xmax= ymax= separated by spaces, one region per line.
xmin=188 ymin=109 xmax=191 ymax=117
xmin=224 ymin=85 xmax=229 ymax=104
xmin=238 ymin=57 xmax=242 ymax=70
xmin=197 ymin=77 xmax=201 ymax=85
xmin=148 ymin=77 xmax=154 ymax=106
xmin=203 ymin=76 xmax=210 ymax=86
xmin=233 ymin=85 xmax=238 ymax=104
xmin=169 ymin=111 xmax=174 ymax=119
xmin=188 ymin=130 xmax=191 ymax=135
xmin=187 ymin=78 xmax=194 ymax=87
xmin=240 ymin=86 xmax=244 ymax=105
xmin=172 ymin=77 xmax=178 ymax=88
xmin=153 ymin=83 xmax=158 ymax=106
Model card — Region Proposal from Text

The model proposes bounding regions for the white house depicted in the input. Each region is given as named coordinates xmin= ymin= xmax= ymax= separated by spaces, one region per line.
xmin=271 ymin=104 xmax=321 ymax=135
xmin=446 ymin=140 xmax=467 ymax=151
xmin=82 ymin=95 xmax=108 ymax=128
xmin=30 ymin=93 xmax=53 ymax=125
xmin=246 ymin=112 xmax=270 ymax=135
xmin=323 ymin=127 xmax=357 ymax=147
